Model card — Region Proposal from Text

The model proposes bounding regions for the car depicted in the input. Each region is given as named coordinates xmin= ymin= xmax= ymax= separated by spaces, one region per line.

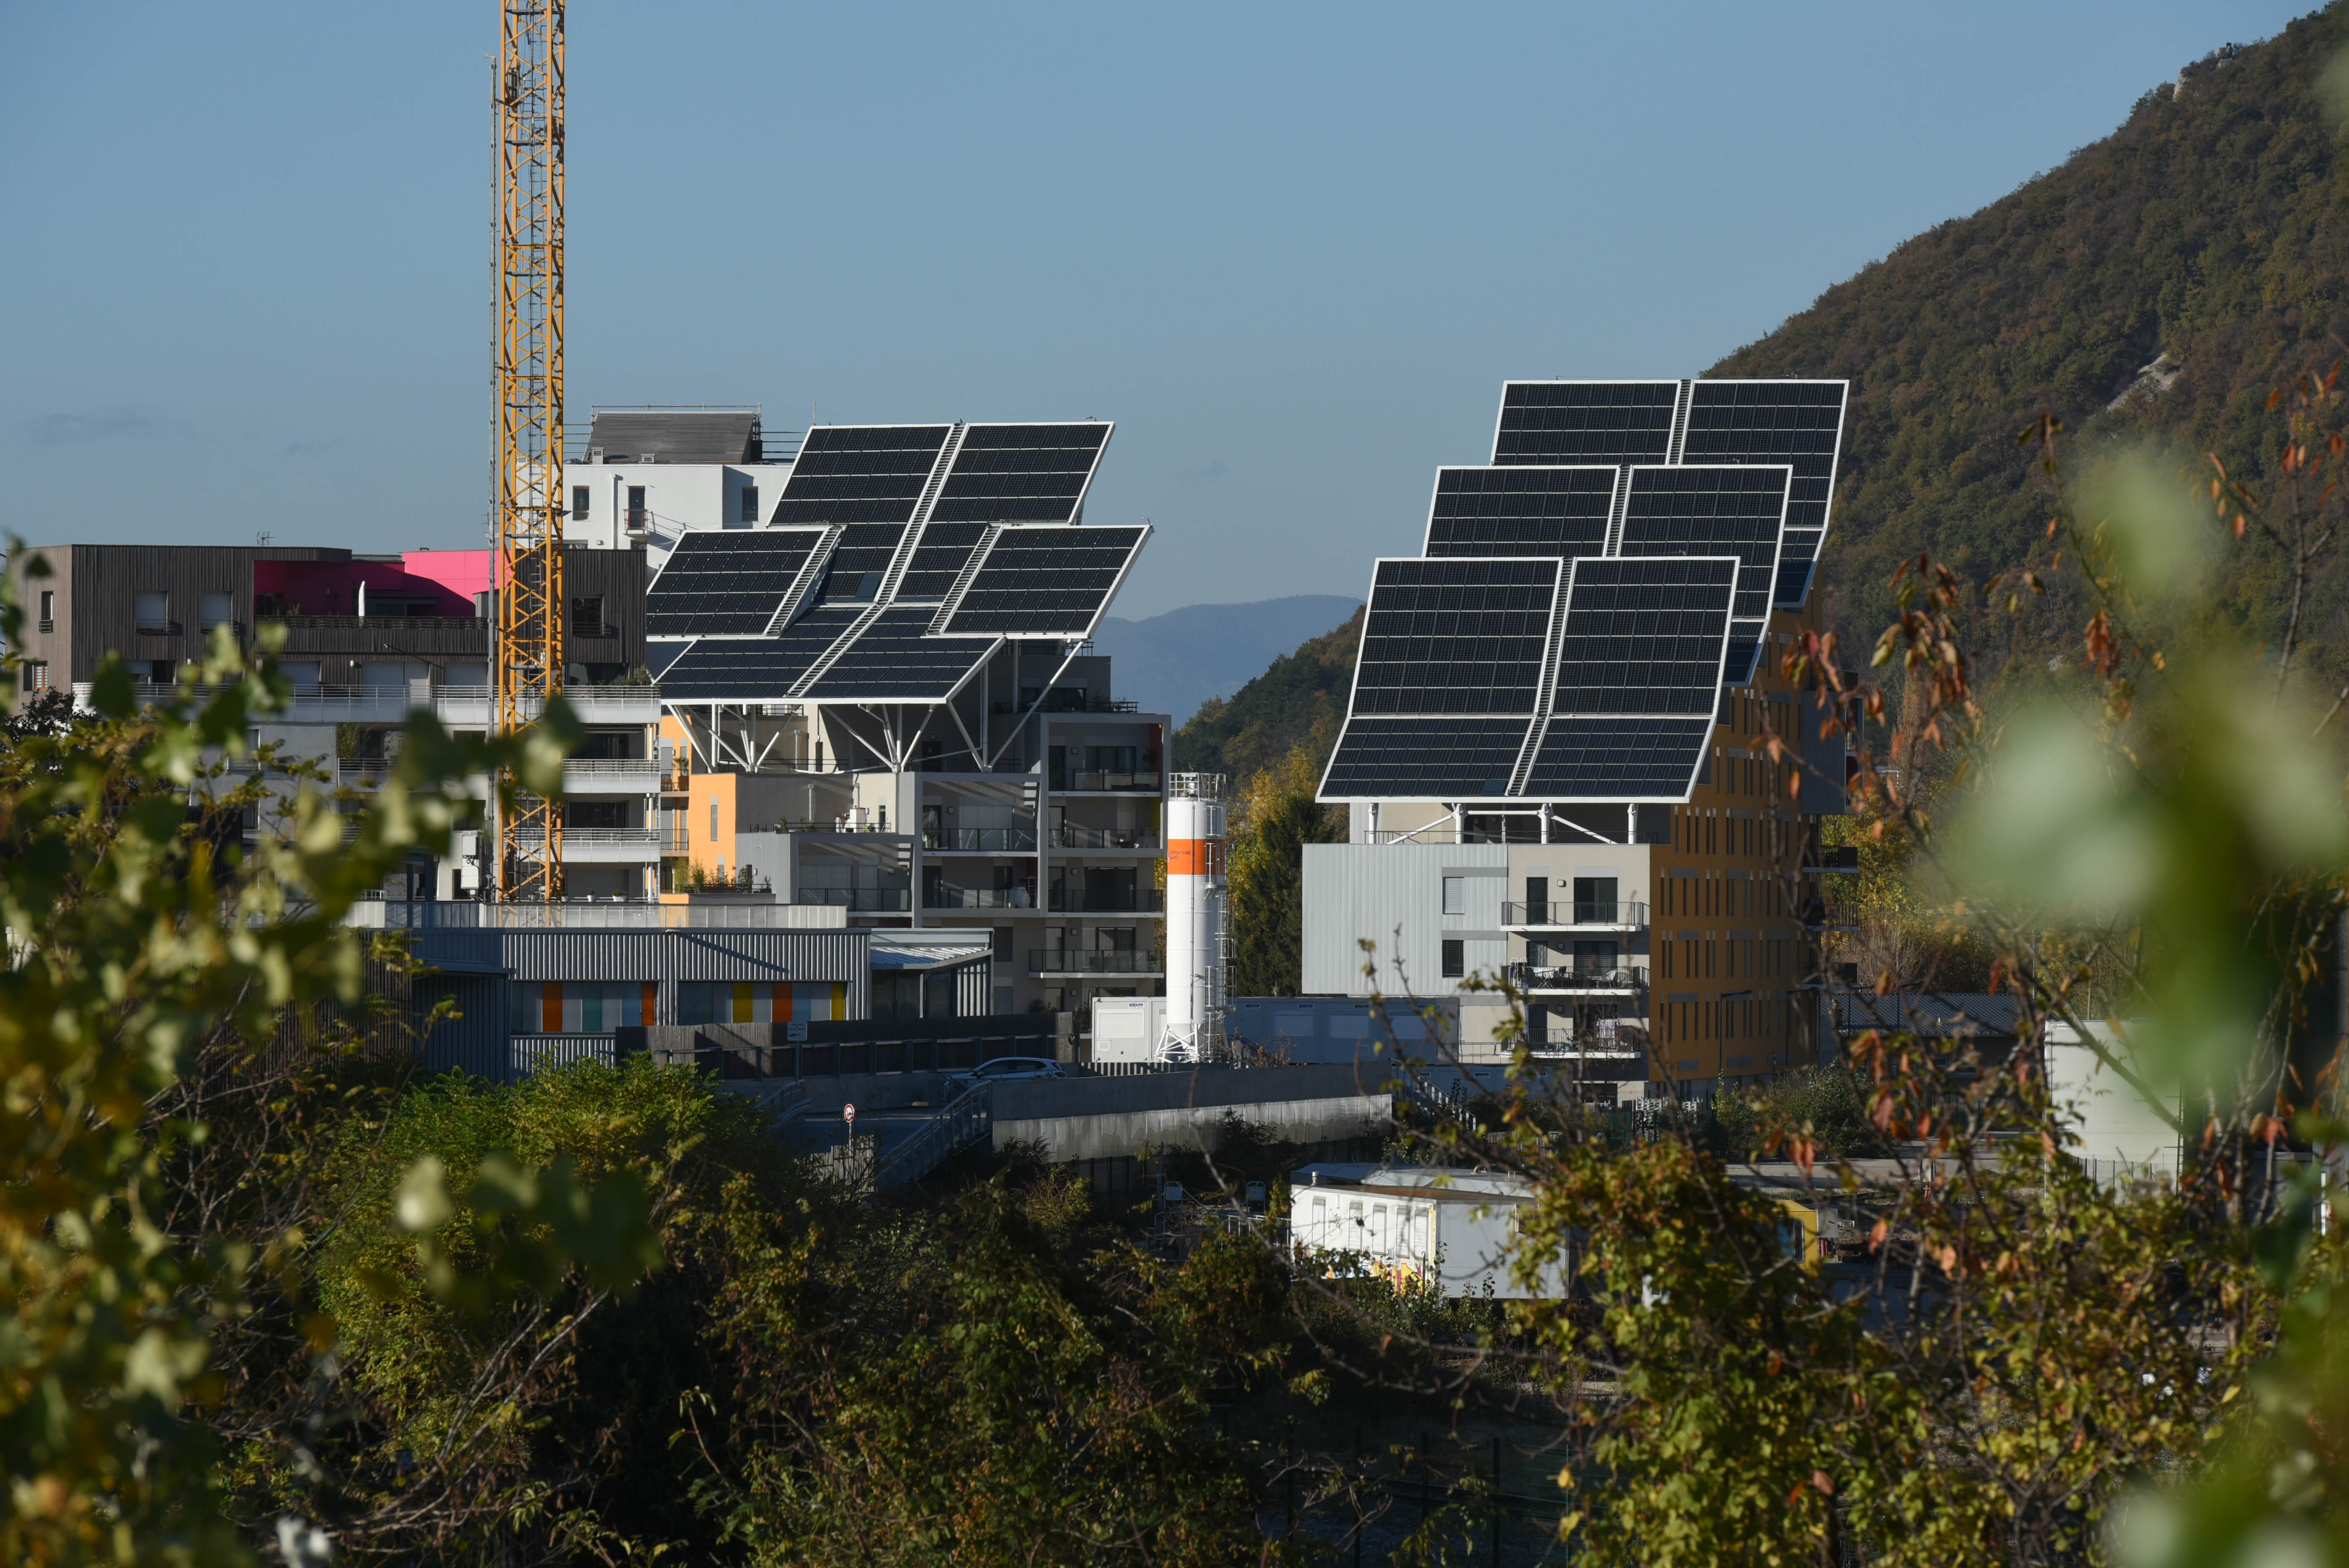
xmin=949 ymin=1055 xmax=1066 ymax=1092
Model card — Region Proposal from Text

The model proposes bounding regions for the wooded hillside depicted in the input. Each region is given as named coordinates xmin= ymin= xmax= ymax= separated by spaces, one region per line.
xmin=1169 ymin=605 xmax=1361 ymax=784
xmin=1719 ymin=8 xmax=2349 ymax=684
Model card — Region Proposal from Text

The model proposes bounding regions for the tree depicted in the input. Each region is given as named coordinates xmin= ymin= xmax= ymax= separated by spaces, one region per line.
xmin=1226 ymin=745 xmax=1345 ymax=998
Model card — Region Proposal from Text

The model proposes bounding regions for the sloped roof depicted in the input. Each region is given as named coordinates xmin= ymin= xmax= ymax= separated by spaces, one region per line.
xmin=588 ymin=410 xmax=761 ymax=464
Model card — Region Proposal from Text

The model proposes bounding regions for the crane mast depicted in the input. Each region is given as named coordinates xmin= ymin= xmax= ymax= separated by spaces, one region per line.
xmin=492 ymin=0 xmax=565 ymax=901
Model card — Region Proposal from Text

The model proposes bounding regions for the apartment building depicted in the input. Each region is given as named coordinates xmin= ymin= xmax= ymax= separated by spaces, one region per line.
xmin=561 ymin=407 xmax=796 ymax=567
xmin=6 ymin=540 xmax=661 ymax=900
xmin=1306 ymin=378 xmax=1853 ymax=1098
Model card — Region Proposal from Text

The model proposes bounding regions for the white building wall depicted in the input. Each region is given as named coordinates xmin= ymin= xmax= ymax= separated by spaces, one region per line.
xmin=1302 ymin=841 xmax=1512 ymax=1058
xmin=563 ymin=460 xmax=779 ymax=562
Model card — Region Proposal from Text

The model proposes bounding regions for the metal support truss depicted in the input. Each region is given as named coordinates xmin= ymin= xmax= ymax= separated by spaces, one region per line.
xmin=491 ymin=0 xmax=565 ymax=901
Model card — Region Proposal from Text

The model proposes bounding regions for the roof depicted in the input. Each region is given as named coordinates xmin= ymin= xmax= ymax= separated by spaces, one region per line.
xmin=588 ymin=409 xmax=762 ymax=464
xmin=1824 ymin=990 xmax=2028 ymax=1041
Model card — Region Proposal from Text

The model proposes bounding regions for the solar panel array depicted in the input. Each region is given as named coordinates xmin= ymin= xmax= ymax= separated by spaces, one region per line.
xmin=1319 ymin=378 xmax=1846 ymax=804
xmin=646 ymin=529 xmax=827 ymax=638
xmin=652 ymin=420 xmax=1145 ymax=704
xmin=942 ymin=524 xmax=1149 ymax=638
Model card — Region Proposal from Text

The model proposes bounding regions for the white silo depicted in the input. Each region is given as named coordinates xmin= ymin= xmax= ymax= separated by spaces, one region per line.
xmin=1159 ymin=772 xmax=1228 ymax=1062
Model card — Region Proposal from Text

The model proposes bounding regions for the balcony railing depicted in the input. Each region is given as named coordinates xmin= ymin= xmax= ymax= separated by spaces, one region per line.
xmin=1502 ymin=900 xmax=1648 ymax=929
xmin=258 ymin=614 xmax=484 ymax=631
xmin=505 ymin=827 xmax=663 ymax=858
xmin=923 ymin=827 xmax=1038 ymax=852
xmin=1509 ymin=962 xmax=1649 ymax=993
xmin=564 ymin=758 xmax=660 ymax=788
xmin=1050 ymin=824 xmax=1159 ymax=850
xmin=1047 ymin=888 xmax=1164 ymax=914
xmin=1027 ymin=949 xmax=1163 ymax=976
xmin=796 ymin=886 xmax=912 ymax=912
xmin=1062 ymin=770 xmax=1159 ymax=792
xmin=924 ymin=886 xmax=1037 ymax=911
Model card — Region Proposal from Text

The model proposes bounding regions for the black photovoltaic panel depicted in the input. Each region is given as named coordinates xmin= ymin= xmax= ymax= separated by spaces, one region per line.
xmin=929 ymin=423 xmax=1112 ymax=525
xmin=894 ymin=521 xmax=992 ymax=601
xmin=1321 ymin=716 xmax=1533 ymax=799
xmin=1520 ymin=716 xmax=1716 ymax=799
xmin=770 ymin=425 xmax=951 ymax=527
xmin=804 ymin=607 xmax=999 ymax=701
xmin=1681 ymin=381 xmax=1846 ymax=607
xmin=813 ymin=522 xmax=909 ymax=605
xmin=1423 ymin=467 xmax=1614 ymax=558
xmin=646 ymin=639 xmax=693 ymax=680
xmin=1493 ymin=382 xmax=1677 ymax=466
xmin=654 ymin=611 xmax=865 ymax=700
xmin=1349 ymin=558 xmax=1558 ymax=716
xmin=1548 ymin=557 xmax=1735 ymax=718
xmin=942 ymin=525 xmax=1148 ymax=636
xmin=645 ymin=529 xmax=824 ymax=638
xmin=1618 ymin=462 xmax=1787 ymax=626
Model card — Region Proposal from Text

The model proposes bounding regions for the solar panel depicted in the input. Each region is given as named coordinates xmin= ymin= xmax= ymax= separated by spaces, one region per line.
xmin=1519 ymin=716 xmax=1717 ymax=800
xmin=1320 ymin=716 xmax=1534 ymax=798
xmin=812 ymin=522 xmax=909 ymax=606
xmin=1493 ymin=381 xmax=1678 ymax=466
xmin=929 ymin=423 xmax=1112 ymax=525
xmin=803 ymin=607 xmax=1001 ymax=701
xmin=654 ymin=609 xmax=866 ymax=700
xmin=1348 ymin=558 xmax=1559 ymax=716
xmin=1547 ymin=556 xmax=1736 ymax=718
xmin=1681 ymin=380 xmax=1847 ymax=607
xmin=645 ymin=528 xmax=826 ymax=638
xmin=770 ymin=425 xmax=951 ymax=527
xmin=941 ymin=524 xmax=1149 ymax=638
xmin=645 ymin=638 xmax=694 ymax=680
xmin=1615 ymin=465 xmax=1788 ymax=683
xmin=1512 ymin=556 xmax=1735 ymax=800
xmin=1423 ymin=467 xmax=1615 ymax=558
xmin=893 ymin=521 xmax=992 ymax=601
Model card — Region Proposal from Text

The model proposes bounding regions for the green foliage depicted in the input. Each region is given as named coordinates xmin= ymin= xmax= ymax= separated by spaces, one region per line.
xmin=1709 ymin=1066 xmax=1894 ymax=1160
xmin=1228 ymin=744 xmax=1347 ymax=997
xmin=1173 ymin=606 xmax=1360 ymax=782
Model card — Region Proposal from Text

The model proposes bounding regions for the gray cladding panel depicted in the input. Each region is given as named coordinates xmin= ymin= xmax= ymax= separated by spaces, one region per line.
xmin=588 ymin=410 xmax=760 ymax=464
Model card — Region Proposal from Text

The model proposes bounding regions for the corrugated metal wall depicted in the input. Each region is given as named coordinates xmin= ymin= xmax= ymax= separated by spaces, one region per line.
xmin=415 ymin=974 xmax=511 ymax=1079
xmin=1302 ymin=842 xmax=1506 ymax=997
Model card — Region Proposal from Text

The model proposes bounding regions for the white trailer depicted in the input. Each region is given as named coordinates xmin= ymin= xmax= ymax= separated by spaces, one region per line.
xmin=1289 ymin=1164 xmax=1569 ymax=1300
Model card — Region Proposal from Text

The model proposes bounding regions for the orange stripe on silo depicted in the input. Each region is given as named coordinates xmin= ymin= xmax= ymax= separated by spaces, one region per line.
xmin=1169 ymin=838 xmax=1209 ymax=874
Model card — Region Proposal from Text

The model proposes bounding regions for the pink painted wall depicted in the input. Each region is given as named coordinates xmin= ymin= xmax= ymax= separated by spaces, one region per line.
xmin=252 ymin=549 xmax=498 ymax=616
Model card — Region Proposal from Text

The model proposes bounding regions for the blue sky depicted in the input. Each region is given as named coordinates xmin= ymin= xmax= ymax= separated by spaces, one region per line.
xmin=0 ymin=2 xmax=2314 ymax=617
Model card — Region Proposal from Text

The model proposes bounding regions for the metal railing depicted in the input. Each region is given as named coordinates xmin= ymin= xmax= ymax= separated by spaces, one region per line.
xmin=1063 ymin=770 xmax=1159 ymax=792
xmin=874 ymin=1082 xmax=993 ymax=1190
xmin=1028 ymin=949 xmax=1163 ymax=975
xmin=1508 ymin=962 xmax=1649 ymax=991
xmin=505 ymin=827 xmax=663 ymax=854
xmin=1502 ymin=900 xmax=1648 ymax=928
xmin=564 ymin=758 xmax=660 ymax=787
xmin=797 ymin=886 xmax=912 ymax=912
xmin=924 ymin=827 xmax=1038 ymax=852
xmin=259 ymin=614 xmax=483 ymax=631
xmin=352 ymin=901 xmax=849 ymax=930
xmin=924 ymin=886 xmax=1036 ymax=911
xmin=1050 ymin=824 xmax=1159 ymax=850
xmin=1047 ymin=888 xmax=1164 ymax=914
xmin=1362 ymin=827 xmax=1461 ymax=845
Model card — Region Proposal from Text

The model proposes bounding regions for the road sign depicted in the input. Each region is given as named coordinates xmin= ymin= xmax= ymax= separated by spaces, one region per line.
xmin=843 ymin=1103 xmax=856 ymax=1128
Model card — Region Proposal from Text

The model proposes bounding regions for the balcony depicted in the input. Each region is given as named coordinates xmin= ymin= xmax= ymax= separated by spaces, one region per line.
xmin=1027 ymin=949 xmax=1163 ymax=977
xmin=924 ymin=827 xmax=1039 ymax=853
xmin=563 ymin=757 xmax=661 ymax=792
xmin=1061 ymin=770 xmax=1160 ymax=793
xmin=505 ymin=826 xmax=662 ymax=863
xmin=923 ymin=885 xmax=1037 ymax=911
xmin=796 ymin=887 xmax=912 ymax=913
xmin=1047 ymin=887 xmax=1164 ymax=915
xmin=1501 ymin=900 xmax=1648 ymax=932
xmin=1050 ymin=824 xmax=1159 ymax=851
xmin=1805 ymin=846 xmax=1861 ymax=874
xmin=1509 ymin=961 xmax=1648 ymax=996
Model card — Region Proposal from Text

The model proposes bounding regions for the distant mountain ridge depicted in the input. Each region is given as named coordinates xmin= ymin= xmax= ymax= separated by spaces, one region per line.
xmin=1713 ymin=9 xmax=2349 ymax=684
xmin=1092 ymin=595 xmax=1361 ymax=726
xmin=1170 ymin=606 xmax=1362 ymax=786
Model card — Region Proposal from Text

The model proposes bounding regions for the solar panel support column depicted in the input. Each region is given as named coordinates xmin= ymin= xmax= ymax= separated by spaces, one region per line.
xmin=874 ymin=421 xmax=967 ymax=605
xmin=1665 ymin=379 xmax=1694 ymax=465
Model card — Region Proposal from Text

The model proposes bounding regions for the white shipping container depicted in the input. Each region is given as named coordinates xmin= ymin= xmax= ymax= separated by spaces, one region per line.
xmin=1090 ymin=997 xmax=1167 ymax=1063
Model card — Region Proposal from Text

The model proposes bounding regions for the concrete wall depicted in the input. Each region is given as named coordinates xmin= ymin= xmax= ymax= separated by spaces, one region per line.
xmin=991 ymin=1065 xmax=1390 ymax=1163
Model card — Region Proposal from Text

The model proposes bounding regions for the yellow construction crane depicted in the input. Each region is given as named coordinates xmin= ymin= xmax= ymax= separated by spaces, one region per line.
xmin=492 ymin=0 xmax=564 ymax=901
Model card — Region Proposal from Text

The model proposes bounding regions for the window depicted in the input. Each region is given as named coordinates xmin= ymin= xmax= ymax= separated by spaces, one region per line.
xmin=1441 ymin=939 xmax=1464 ymax=979
xmin=199 ymin=592 xmax=233 ymax=630
xmin=1441 ymin=876 xmax=1465 ymax=916
xmin=627 ymin=485 xmax=647 ymax=526
xmin=709 ymin=799 xmax=720 ymax=842
xmin=739 ymin=484 xmax=759 ymax=524
xmin=21 ymin=661 xmax=47 ymax=693
xmin=37 ymin=590 xmax=54 ymax=630
xmin=1573 ymin=876 xmax=1618 ymax=923
xmin=571 ymin=597 xmax=607 ymax=636
xmin=135 ymin=593 xmax=168 ymax=634
xmin=571 ymin=485 xmax=590 ymax=520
